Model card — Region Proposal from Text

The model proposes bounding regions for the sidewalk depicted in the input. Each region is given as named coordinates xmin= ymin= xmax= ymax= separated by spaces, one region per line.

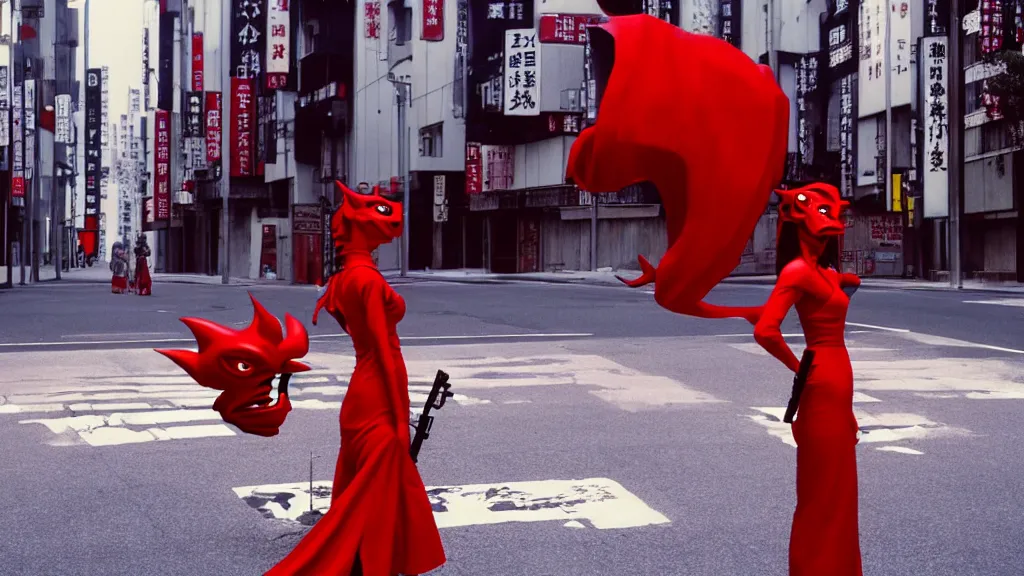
xmin=405 ymin=268 xmax=1024 ymax=295
xmin=1 ymin=263 xmax=265 ymax=287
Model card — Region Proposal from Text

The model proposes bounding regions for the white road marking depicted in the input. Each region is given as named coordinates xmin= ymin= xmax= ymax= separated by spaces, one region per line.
xmin=0 ymin=333 xmax=595 ymax=348
xmin=746 ymin=407 xmax=968 ymax=450
xmin=846 ymin=322 xmax=910 ymax=333
xmin=4 ymin=350 xmax=704 ymax=446
xmin=853 ymin=392 xmax=882 ymax=403
xmin=963 ymin=298 xmax=1024 ymax=308
xmin=876 ymin=446 xmax=924 ymax=455
xmin=233 ymin=477 xmax=671 ymax=530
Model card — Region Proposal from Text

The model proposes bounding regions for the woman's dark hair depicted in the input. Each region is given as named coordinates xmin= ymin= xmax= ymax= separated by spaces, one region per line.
xmin=775 ymin=221 xmax=840 ymax=276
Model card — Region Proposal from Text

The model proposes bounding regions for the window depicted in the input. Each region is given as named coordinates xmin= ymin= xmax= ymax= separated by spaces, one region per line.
xmin=388 ymin=0 xmax=413 ymax=46
xmin=419 ymin=123 xmax=443 ymax=157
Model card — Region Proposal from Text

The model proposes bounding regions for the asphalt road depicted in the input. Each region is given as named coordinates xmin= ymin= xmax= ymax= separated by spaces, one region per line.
xmin=0 ymin=278 xmax=1022 ymax=576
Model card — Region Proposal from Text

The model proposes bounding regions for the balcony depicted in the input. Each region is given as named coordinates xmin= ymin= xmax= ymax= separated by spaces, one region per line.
xmin=386 ymin=0 xmax=413 ymax=73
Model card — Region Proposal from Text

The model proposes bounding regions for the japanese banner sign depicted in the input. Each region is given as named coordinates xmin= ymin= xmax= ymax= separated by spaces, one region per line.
xmin=192 ymin=33 xmax=204 ymax=91
xmin=922 ymin=36 xmax=949 ymax=219
xmin=205 ymin=91 xmax=223 ymax=164
xmin=538 ymin=14 xmax=602 ymax=44
xmin=232 ymin=0 xmax=266 ymax=80
xmin=154 ymin=109 xmax=171 ymax=221
xmin=422 ymin=0 xmax=444 ymax=41
xmin=266 ymin=0 xmax=290 ymax=89
xmin=185 ymin=92 xmax=204 ymax=137
xmin=364 ymin=1 xmax=381 ymax=39
xmin=503 ymin=29 xmax=541 ymax=116
xmin=85 ymin=69 xmax=102 ymax=216
xmin=230 ymin=78 xmax=256 ymax=176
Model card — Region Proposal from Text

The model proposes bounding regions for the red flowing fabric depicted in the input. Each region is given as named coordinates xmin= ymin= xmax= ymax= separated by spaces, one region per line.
xmin=135 ymin=257 xmax=152 ymax=295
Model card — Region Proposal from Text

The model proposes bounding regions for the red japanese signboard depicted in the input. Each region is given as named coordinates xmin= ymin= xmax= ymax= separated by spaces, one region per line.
xmin=465 ymin=143 xmax=482 ymax=194
xmin=538 ymin=14 xmax=603 ymax=44
xmin=266 ymin=0 xmax=290 ymax=89
xmin=11 ymin=176 xmax=24 ymax=199
xmin=364 ymin=1 xmax=381 ymax=39
xmin=205 ymin=91 xmax=222 ymax=164
xmin=422 ymin=0 xmax=444 ymax=41
xmin=191 ymin=33 xmax=204 ymax=91
xmin=154 ymin=109 xmax=171 ymax=221
xmin=230 ymin=78 xmax=255 ymax=177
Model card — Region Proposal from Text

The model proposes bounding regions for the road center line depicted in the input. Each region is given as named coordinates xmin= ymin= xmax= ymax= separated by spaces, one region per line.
xmin=0 ymin=332 xmax=594 ymax=349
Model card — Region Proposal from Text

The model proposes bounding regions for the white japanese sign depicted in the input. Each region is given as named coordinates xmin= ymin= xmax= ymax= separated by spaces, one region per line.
xmin=24 ymin=80 xmax=35 ymax=176
xmin=130 ymin=89 xmax=141 ymax=114
xmin=433 ymin=174 xmax=447 ymax=222
xmin=189 ymin=137 xmax=206 ymax=170
xmin=0 ymin=67 xmax=8 ymax=146
xmin=858 ymin=0 xmax=914 ymax=118
xmin=922 ymin=36 xmax=949 ymax=219
xmin=265 ymin=0 xmax=290 ymax=89
xmin=503 ymin=29 xmax=541 ymax=116
xmin=55 ymin=94 xmax=72 ymax=143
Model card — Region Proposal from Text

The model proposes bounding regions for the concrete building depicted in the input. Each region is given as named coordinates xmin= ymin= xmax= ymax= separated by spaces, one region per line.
xmin=0 ymin=0 xmax=80 ymax=286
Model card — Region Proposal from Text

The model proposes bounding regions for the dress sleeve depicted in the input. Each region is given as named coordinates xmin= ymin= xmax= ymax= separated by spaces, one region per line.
xmin=753 ymin=264 xmax=806 ymax=373
xmin=839 ymin=272 xmax=861 ymax=289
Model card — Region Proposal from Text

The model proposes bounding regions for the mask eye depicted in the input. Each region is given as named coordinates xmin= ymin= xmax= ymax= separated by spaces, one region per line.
xmin=236 ymin=362 xmax=252 ymax=372
xmin=796 ymin=193 xmax=808 ymax=203
xmin=818 ymin=207 xmax=829 ymax=215
xmin=375 ymin=204 xmax=392 ymax=216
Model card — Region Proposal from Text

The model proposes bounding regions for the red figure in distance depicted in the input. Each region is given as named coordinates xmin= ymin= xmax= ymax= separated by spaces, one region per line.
xmin=565 ymin=13 xmax=789 ymax=322
xmin=156 ymin=294 xmax=310 ymax=437
xmin=266 ymin=182 xmax=444 ymax=576
xmin=752 ymin=183 xmax=863 ymax=576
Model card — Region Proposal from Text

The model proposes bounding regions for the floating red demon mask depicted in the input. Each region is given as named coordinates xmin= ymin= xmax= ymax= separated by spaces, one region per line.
xmin=775 ymin=183 xmax=849 ymax=238
xmin=565 ymin=13 xmax=789 ymax=320
xmin=313 ymin=181 xmax=403 ymax=329
xmin=155 ymin=294 xmax=310 ymax=437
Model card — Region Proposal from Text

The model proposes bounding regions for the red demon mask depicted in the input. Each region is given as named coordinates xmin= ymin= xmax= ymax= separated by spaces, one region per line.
xmin=155 ymin=294 xmax=310 ymax=437
xmin=564 ymin=14 xmax=789 ymax=315
xmin=331 ymin=181 xmax=403 ymax=251
xmin=776 ymin=183 xmax=849 ymax=238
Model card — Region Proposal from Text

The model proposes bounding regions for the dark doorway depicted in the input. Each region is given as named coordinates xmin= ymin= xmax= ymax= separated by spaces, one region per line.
xmin=490 ymin=214 xmax=518 ymax=273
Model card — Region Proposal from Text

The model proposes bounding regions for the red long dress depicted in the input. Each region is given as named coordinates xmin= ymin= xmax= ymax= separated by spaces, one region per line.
xmin=266 ymin=252 xmax=445 ymax=576
xmin=135 ymin=255 xmax=152 ymax=295
xmin=754 ymin=262 xmax=863 ymax=576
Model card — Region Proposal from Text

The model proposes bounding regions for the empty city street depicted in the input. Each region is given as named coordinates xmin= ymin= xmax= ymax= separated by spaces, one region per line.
xmin=1 ymin=279 xmax=1022 ymax=576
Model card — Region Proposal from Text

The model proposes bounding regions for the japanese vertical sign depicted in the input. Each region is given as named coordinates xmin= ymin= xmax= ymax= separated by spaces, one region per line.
xmin=85 ymin=69 xmax=102 ymax=219
xmin=858 ymin=0 xmax=913 ymax=116
xmin=266 ymin=0 xmax=290 ymax=89
xmin=364 ymin=1 xmax=381 ymax=39
xmin=503 ymin=29 xmax=540 ymax=116
xmin=422 ymin=0 xmax=444 ymax=41
xmin=143 ymin=28 xmax=151 ymax=111
xmin=453 ymin=0 xmax=468 ymax=118
xmin=55 ymin=94 xmax=72 ymax=143
xmin=719 ymin=0 xmax=741 ymax=46
xmin=11 ymin=83 xmax=24 ymax=203
xmin=205 ymin=92 xmax=223 ymax=164
xmin=795 ymin=55 xmax=818 ymax=168
xmin=839 ymin=75 xmax=855 ymax=197
xmin=828 ymin=23 xmax=853 ymax=68
xmin=192 ymin=33 xmax=204 ymax=91
xmin=25 ymin=80 xmax=35 ymax=178
xmin=922 ymin=36 xmax=948 ymax=219
xmin=185 ymin=92 xmax=203 ymax=137
xmin=230 ymin=78 xmax=255 ymax=176
xmin=0 ymin=66 xmax=8 ymax=146
xmin=130 ymin=89 xmax=141 ymax=115
xmin=154 ymin=109 xmax=171 ymax=221
xmin=465 ymin=143 xmax=482 ymax=194
xmin=233 ymin=0 xmax=266 ymax=80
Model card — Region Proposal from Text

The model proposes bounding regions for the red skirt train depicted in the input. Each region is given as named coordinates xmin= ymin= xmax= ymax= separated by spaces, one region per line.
xmin=136 ymin=257 xmax=152 ymax=295
xmin=111 ymin=275 xmax=128 ymax=294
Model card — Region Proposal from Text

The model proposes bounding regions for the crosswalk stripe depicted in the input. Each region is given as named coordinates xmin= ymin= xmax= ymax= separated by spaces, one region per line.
xmin=233 ymin=477 xmax=671 ymax=530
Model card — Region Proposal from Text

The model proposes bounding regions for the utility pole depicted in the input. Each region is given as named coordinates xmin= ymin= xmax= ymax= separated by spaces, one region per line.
xmin=219 ymin=0 xmax=230 ymax=284
xmin=948 ymin=0 xmax=964 ymax=289
xmin=884 ymin=1 xmax=893 ymax=214
xmin=392 ymin=80 xmax=411 ymax=277
xmin=766 ymin=0 xmax=779 ymax=81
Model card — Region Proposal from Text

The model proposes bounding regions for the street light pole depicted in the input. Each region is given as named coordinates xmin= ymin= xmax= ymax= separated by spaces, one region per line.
xmin=884 ymin=0 xmax=893 ymax=214
xmin=391 ymin=80 xmax=411 ymax=277
xmin=219 ymin=0 xmax=231 ymax=284
xmin=948 ymin=0 xmax=964 ymax=289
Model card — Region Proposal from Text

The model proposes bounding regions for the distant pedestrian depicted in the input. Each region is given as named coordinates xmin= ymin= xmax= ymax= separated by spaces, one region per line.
xmin=109 ymin=242 xmax=130 ymax=294
xmin=134 ymin=235 xmax=153 ymax=296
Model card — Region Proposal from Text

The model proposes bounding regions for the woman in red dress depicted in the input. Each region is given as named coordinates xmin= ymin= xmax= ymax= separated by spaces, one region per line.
xmin=751 ymin=183 xmax=863 ymax=576
xmin=134 ymin=235 xmax=153 ymax=296
xmin=110 ymin=243 xmax=130 ymax=294
xmin=266 ymin=182 xmax=445 ymax=576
